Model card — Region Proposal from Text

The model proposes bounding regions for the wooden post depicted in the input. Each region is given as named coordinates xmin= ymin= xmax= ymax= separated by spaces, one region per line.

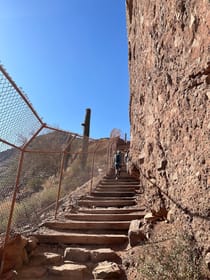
xmin=81 ymin=108 xmax=91 ymax=168
xmin=125 ymin=133 xmax=127 ymax=143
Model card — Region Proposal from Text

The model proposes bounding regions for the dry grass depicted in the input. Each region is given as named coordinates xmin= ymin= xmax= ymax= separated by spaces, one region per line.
xmin=137 ymin=234 xmax=204 ymax=280
xmin=0 ymin=138 xmax=110 ymax=233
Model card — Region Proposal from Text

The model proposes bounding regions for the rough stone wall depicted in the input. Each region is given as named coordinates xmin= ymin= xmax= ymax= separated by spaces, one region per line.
xmin=126 ymin=0 xmax=210 ymax=251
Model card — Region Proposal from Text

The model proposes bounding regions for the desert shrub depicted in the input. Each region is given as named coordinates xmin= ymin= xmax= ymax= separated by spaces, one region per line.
xmin=1 ymin=186 xmax=59 ymax=230
xmin=0 ymin=201 xmax=11 ymax=233
xmin=13 ymin=199 xmax=40 ymax=227
xmin=36 ymin=186 xmax=58 ymax=209
xmin=0 ymin=138 xmax=110 ymax=233
xmin=138 ymin=234 xmax=203 ymax=280
xmin=27 ymin=177 xmax=44 ymax=192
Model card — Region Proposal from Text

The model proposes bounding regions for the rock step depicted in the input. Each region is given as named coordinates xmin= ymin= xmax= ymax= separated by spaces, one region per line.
xmin=17 ymin=249 xmax=123 ymax=279
xmin=97 ymin=184 xmax=140 ymax=189
xmin=100 ymin=183 xmax=139 ymax=187
xmin=95 ymin=187 xmax=139 ymax=193
xmin=99 ymin=181 xmax=140 ymax=185
xmin=100 ymin=182 xmax=139 ymax=186
xmin=43 ymin=220 xmax=131 ymax=230
xmin=93 ymin=261 xmax=124 ymax=279
xmin=64 ymin=247 xmax=122 ymax=264
xmin=83 ymin=195 xmax=135 ymax=200
xmin=48 ymin=263 xmax=91 ymax=280
xmin=91 ymin=191 xmax=136 ymax=197
xmin=77 ymin=208 xmax=145 ymax=214
xmin=64 ymin=213 xmax=144 ymax=221
xmin=92 ymin=190 xmax=138 ymax=195
xmin=102 ymin=177 xmax=139 ymax=182
xmin=32 ymin=231 xmax=128 ymax=245
xmin=77 ymin=199 xmax=136 ymax=207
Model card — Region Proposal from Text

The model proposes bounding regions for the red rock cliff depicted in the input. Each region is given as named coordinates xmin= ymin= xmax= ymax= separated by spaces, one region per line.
xmin=126 ymin=0 xmax=210 ymax=250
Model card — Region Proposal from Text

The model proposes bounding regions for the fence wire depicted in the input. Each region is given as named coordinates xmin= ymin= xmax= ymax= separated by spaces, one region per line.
xmin=0 ymin=64 xmax=118 ymax=254
xmin=0 ymin=66 xmax=42 ymax=152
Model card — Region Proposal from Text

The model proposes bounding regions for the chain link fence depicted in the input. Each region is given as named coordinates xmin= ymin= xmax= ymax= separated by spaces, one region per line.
xmin=0 ymin=64 xmax=119 ymax=273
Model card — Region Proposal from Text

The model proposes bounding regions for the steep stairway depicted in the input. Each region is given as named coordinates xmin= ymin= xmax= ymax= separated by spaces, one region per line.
xmin=17 ymin=169 xmax=145 ymax=280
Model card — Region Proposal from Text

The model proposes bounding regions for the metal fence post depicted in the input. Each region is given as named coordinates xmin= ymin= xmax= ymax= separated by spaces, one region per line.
xmin=106 ymin=138 xmax=113 ymax=175
xmin=89 ymin=143 xmax=100 ymax=194
xmin=54 ymin=135 xmax=76 ymax=219
xmin=0 ymin=150 xmax=24 ymax=274
xmin=0 ymin=124 xmax=45 ymax=275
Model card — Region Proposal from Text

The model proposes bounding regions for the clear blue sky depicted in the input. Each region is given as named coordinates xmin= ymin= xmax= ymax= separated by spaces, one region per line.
xmin=0 ymin=0 xmax=129 ymax=139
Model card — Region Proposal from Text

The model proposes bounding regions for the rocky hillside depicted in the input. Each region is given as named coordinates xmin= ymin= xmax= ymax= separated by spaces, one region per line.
xmin=126 ymin=0 xmax=209 ymax=253
xmin=0 ymin=132 xmax=111 ymax=234
xmin=0 ymin=132 xmax=73 ymax=200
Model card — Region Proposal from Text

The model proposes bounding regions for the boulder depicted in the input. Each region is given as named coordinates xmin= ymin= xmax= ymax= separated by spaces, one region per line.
xmin=91 ymin=248 xmax=121 ymax=264
xmin=167 ymin=208 xmax=176 ymax=223
xmin=0 ymin=270 xmax=17 ymax=280
xmin=144 ymin=212 xmax=159 ymax=223
xmin=25 ymin=237 xmax=38 ymax=254
xmin=128 ymin=220 xmax=147 ymax=247
xmin=93 ymin=261 xmax=123 ymax=279
xmin=64 ymin=247 xmax=90 ymax=263
xmin=17 ymin=266 xmax=47 ymax=278
xmin=30 ymin=252 xmax=62 ymax=266
xmin=49 ymin=263 xmax=89 ymax=280
xmin=205 ymin=252 xmax=210 ymax=270
xmin=0 ymin=234 xmax=28 ymax=273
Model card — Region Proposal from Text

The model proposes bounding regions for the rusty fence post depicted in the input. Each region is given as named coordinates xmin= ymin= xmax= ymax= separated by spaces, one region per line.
xmin=0 ymin=124 xmax=45 ymax=275
xmin=0 ymin=150 xmax=24 ymax=275
xmin=89 ymin=142 xmax=100 ymax=195
xmin=107 ymin=139 xmax=116 ymax=176
xmin=54 ymin=135 xmax=76 ymax=220
xmin=54 ymin=152 xmax=65 ymax=220
xmin=106 ymin=138 xmax=113 ymax=175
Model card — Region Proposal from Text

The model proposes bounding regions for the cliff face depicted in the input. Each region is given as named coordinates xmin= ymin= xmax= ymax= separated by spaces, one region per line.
xmin=126 ymin=0 xmax=210 ymax=250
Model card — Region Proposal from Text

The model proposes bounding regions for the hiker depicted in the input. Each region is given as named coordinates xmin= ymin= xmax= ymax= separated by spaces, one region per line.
xmin=114 ymin=150 xmax=122 ymax=179
xmin=124 ymin=150 xmax=130 ymax=173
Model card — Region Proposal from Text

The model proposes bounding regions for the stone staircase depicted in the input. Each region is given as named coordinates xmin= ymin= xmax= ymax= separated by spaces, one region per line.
xmin=17 ymin=170 xmax=145 ymax=280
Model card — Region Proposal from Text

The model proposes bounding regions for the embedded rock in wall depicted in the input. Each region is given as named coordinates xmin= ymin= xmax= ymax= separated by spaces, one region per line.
xmin=126 ymin=0 xmax=210 ymax=250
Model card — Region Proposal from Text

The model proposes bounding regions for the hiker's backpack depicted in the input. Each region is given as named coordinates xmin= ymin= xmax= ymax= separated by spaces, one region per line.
xmin=115 ymin=153 xmax=121 ymax=164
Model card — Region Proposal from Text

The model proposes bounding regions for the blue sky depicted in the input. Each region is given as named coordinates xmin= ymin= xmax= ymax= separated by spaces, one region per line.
xmin=0 ymin=0 xmax=129 ymax=139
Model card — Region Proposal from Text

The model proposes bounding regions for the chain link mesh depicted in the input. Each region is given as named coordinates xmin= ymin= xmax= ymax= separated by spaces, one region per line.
xmin=0 ymin=65 xmax=114 ymax=245
xmin=0 ymin=66 xmax=42 ymax=152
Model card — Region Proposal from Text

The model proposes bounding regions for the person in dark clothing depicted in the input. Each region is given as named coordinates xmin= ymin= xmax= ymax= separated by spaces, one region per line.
xmin=114 ymin=150 xmax=122 ymax=179
xmin=124 ymin=150 xmax=130 ymax=173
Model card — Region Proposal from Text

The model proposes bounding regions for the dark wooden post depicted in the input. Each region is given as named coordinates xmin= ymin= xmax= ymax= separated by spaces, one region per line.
xmin=81 ymin=108 xmax=91 ymax=168
xmin=125 ymin=133 xmax=127 ymax=143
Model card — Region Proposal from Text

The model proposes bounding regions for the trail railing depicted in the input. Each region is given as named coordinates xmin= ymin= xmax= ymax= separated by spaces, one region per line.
xmin=0 ymin=64 xmax=119 ymax=274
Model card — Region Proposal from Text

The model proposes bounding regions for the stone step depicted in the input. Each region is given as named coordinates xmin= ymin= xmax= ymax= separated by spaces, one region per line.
xmin=78 ymin=208 xmax=145 ymax=214
xmin=64 ymin=247 xmax=121 ymax=264
xmin=103 ymin=176 xmax=139 ymax=182
xmin=100 ymin=181 xmax=139 ymax=185
xmin=17 ymin=266 xmax=48 ymax=279
xmin=77 ymin=199 xmax=136 ymax=208
xmin=48 ymin=263 xmax=91 ymax=280
xmin=43 ymin=220 xmax=130 ymax=231
xmin=83 ymin=195 xmax=135 ymax=200
xmin=98 ymin=183 xmax=140 ymax=187
xmin=32 ymin=231 xmax=128 ymax=246
xmin=93 ymin=261 xmax=124 ymax=279
xmin=91 ymin=191 xmax=136 ymax=197
xmin=96 ymin=184 xmax=139 ymax=190
xmin=100 ymin=182 xmax=139 ymax=186
xmin=101 ymin=181 xmax=139 ymax=186
xmin=64 ymin=213 xmax=144 ymax=221
xmin=95 ymin=187 xmax=139 ymax=193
